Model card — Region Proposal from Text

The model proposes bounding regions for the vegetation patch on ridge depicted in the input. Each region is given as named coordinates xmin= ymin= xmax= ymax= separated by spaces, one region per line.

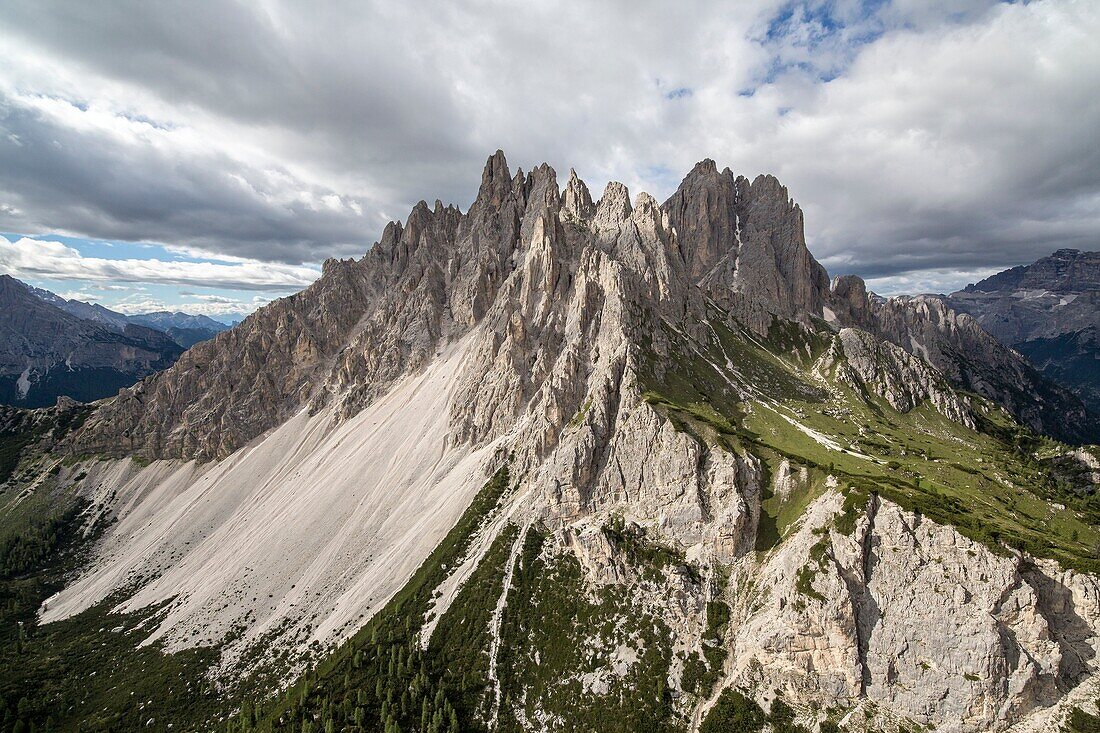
xmin=640 ymin=311 xmax=1100 ymax=573
xmin=496 ymin=528 xmax=679 ymax=733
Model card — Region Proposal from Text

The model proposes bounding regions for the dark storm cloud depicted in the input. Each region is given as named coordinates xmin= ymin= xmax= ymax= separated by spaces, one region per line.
xmin=0 ymin=95 xmax=374 ymax=263
xmin=0 ymin=0 xmax=1097 ymax=292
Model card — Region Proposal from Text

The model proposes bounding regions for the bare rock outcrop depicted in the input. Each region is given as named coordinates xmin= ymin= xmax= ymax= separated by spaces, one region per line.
xmin=824 ymin=327 xmax=975 ymax=427
xmin=716 ymin=491 xmax=1100 ymax=733
xmin=663 ymin=160 xmax=831 ymax=332
xmin=828 ymin=276 xmax=1099 ymax=444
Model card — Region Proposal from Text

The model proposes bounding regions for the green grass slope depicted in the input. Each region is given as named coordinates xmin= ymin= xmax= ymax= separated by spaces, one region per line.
xmin=641 ymin=312 xmax=1100 ymax=572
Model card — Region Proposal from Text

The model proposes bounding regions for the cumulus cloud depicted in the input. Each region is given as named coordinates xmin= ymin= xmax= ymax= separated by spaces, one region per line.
xmin=107 ymin=293 xmax=272 ymax=318
xmin=0 ymin=235 xmax=318 ymax=290
xmin=0 ymin=0 xmax=1097 ymax=291
xmin=745 ymin=0 xmax=1100 ymax=287
xmin=56 ymin=289 xmax=104 ymax=302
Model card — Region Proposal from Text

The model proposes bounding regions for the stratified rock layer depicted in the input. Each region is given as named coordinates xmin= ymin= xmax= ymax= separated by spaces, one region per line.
xmin=945 ymin=248 xmax=1100 ymax=415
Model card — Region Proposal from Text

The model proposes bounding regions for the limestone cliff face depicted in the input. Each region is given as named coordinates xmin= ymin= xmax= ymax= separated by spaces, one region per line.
xmin=447 ymin=161 xmax=763 ymax=564
xmin=823 ymin=327 xmax=975 ymax=427
xmin=75 ymin=153 xmax=1094 ymax=460
xmin=713 ymin=491 xmax=1100 ymax=733
xmin=663 ymin=160 xmax=831 ymax=331
xmin=54 ymin=152 xmax=1100 ymax=732
xmin=74 ymin=258 xmax=380 ymax=459
xmin=528 ymin=469 xmax=1100 ymax=733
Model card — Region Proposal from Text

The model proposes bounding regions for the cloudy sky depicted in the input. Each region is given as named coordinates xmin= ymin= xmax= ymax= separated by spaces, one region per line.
xmin=1 ymin=0 xmax=1097 ymax=318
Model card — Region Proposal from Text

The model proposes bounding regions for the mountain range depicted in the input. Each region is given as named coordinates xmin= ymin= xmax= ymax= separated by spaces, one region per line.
xmin=0 ymin=275 xmax=185 ymax=408
xmin=1 ymin=153 xmax=1099 ymax=733
xmin=0 ymin=277 xmax=230 ymax=407
xmin=943 ymin=249 xmax=1100 ymax=413
xmin=29 ymin=284 xmax=231 ymax=346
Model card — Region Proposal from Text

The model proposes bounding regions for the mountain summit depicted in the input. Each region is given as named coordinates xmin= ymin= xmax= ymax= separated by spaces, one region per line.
xmin=964 ymin=249 xmax=1100 ymax=296
xmin=4 ymin=153 xmax=1100 ymax=733
xmin=76 ymin=154 xmax=1096 ymax=463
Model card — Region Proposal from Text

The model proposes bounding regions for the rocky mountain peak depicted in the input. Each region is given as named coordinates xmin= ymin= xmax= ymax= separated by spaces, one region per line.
xmin=963 ymin=247 xmax=1100 ymax=294
xmin=475 ymin=148 xmax=513 ymax=208
xmin=663 ymin=161 xmax=830 ymax=330
xmin=690 ymin=157 xmax=719 ymax=176
xmin=824 ymin=275 xmax=1099 ymax=443
xmin=516 ymin=162 xmax=561 ymax=219
xmin=594 ymin=180 xmax=633 ymax=228
xmin=562 ymin=167 xmax=595 ymax=222
xmin=0 ymin=274 xmax=43 ymax=308
xmin=70 ymin=152 xmax=1100 ymax=462
xmin=826 ymin=274 xmax=874 ymax=330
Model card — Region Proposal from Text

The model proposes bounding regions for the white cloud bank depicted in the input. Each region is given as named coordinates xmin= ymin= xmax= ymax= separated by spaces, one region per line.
xmin=0 ymin=235 xmax=318 ymax=291
xmin=108 ymin=294 xmax=272 ymax=319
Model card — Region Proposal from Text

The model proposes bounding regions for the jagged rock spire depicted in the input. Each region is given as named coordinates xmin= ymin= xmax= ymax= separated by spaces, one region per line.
xmin=562 ymin=168 xmax=595 ymax=221
xmin=76 ymin=148 xmax=1097 ymax=464
xmin=662 ymin=158 xmax=742 ymax=280
xmin=594 ymin=181 xmax=632 ymax=230
xmin=475 ymin=149 xmax=511 ymax=208
xmin=662 ymin=158 xmax=830 ymax=330
xmin=829 ymin=274 xmax=873 ymax=329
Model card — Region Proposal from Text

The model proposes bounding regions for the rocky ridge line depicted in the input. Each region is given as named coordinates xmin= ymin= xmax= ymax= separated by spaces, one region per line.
xmin=73 ymin=153 xmax=1096 ymax=461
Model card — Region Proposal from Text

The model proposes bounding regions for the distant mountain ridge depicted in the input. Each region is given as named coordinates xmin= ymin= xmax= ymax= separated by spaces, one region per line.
xmin=29 ymin=285 xmax=133 ymax=331
xmin=0 ymin=276 xmax=232 ymax=407
xmin=0 ymin=275 xmax=184 ymax=407
xmin=127 ymin=310 xmax=231 ymax=334
xmin=28 ymin=286 xmax=230 ymax=346
xmin=963 ymin=248 xmax=1100 ymax=295
xmin=1015 ymin=326 xmax=1100 ymax=413
xmin=944 ymin=248 xmax=1100 ymax=413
